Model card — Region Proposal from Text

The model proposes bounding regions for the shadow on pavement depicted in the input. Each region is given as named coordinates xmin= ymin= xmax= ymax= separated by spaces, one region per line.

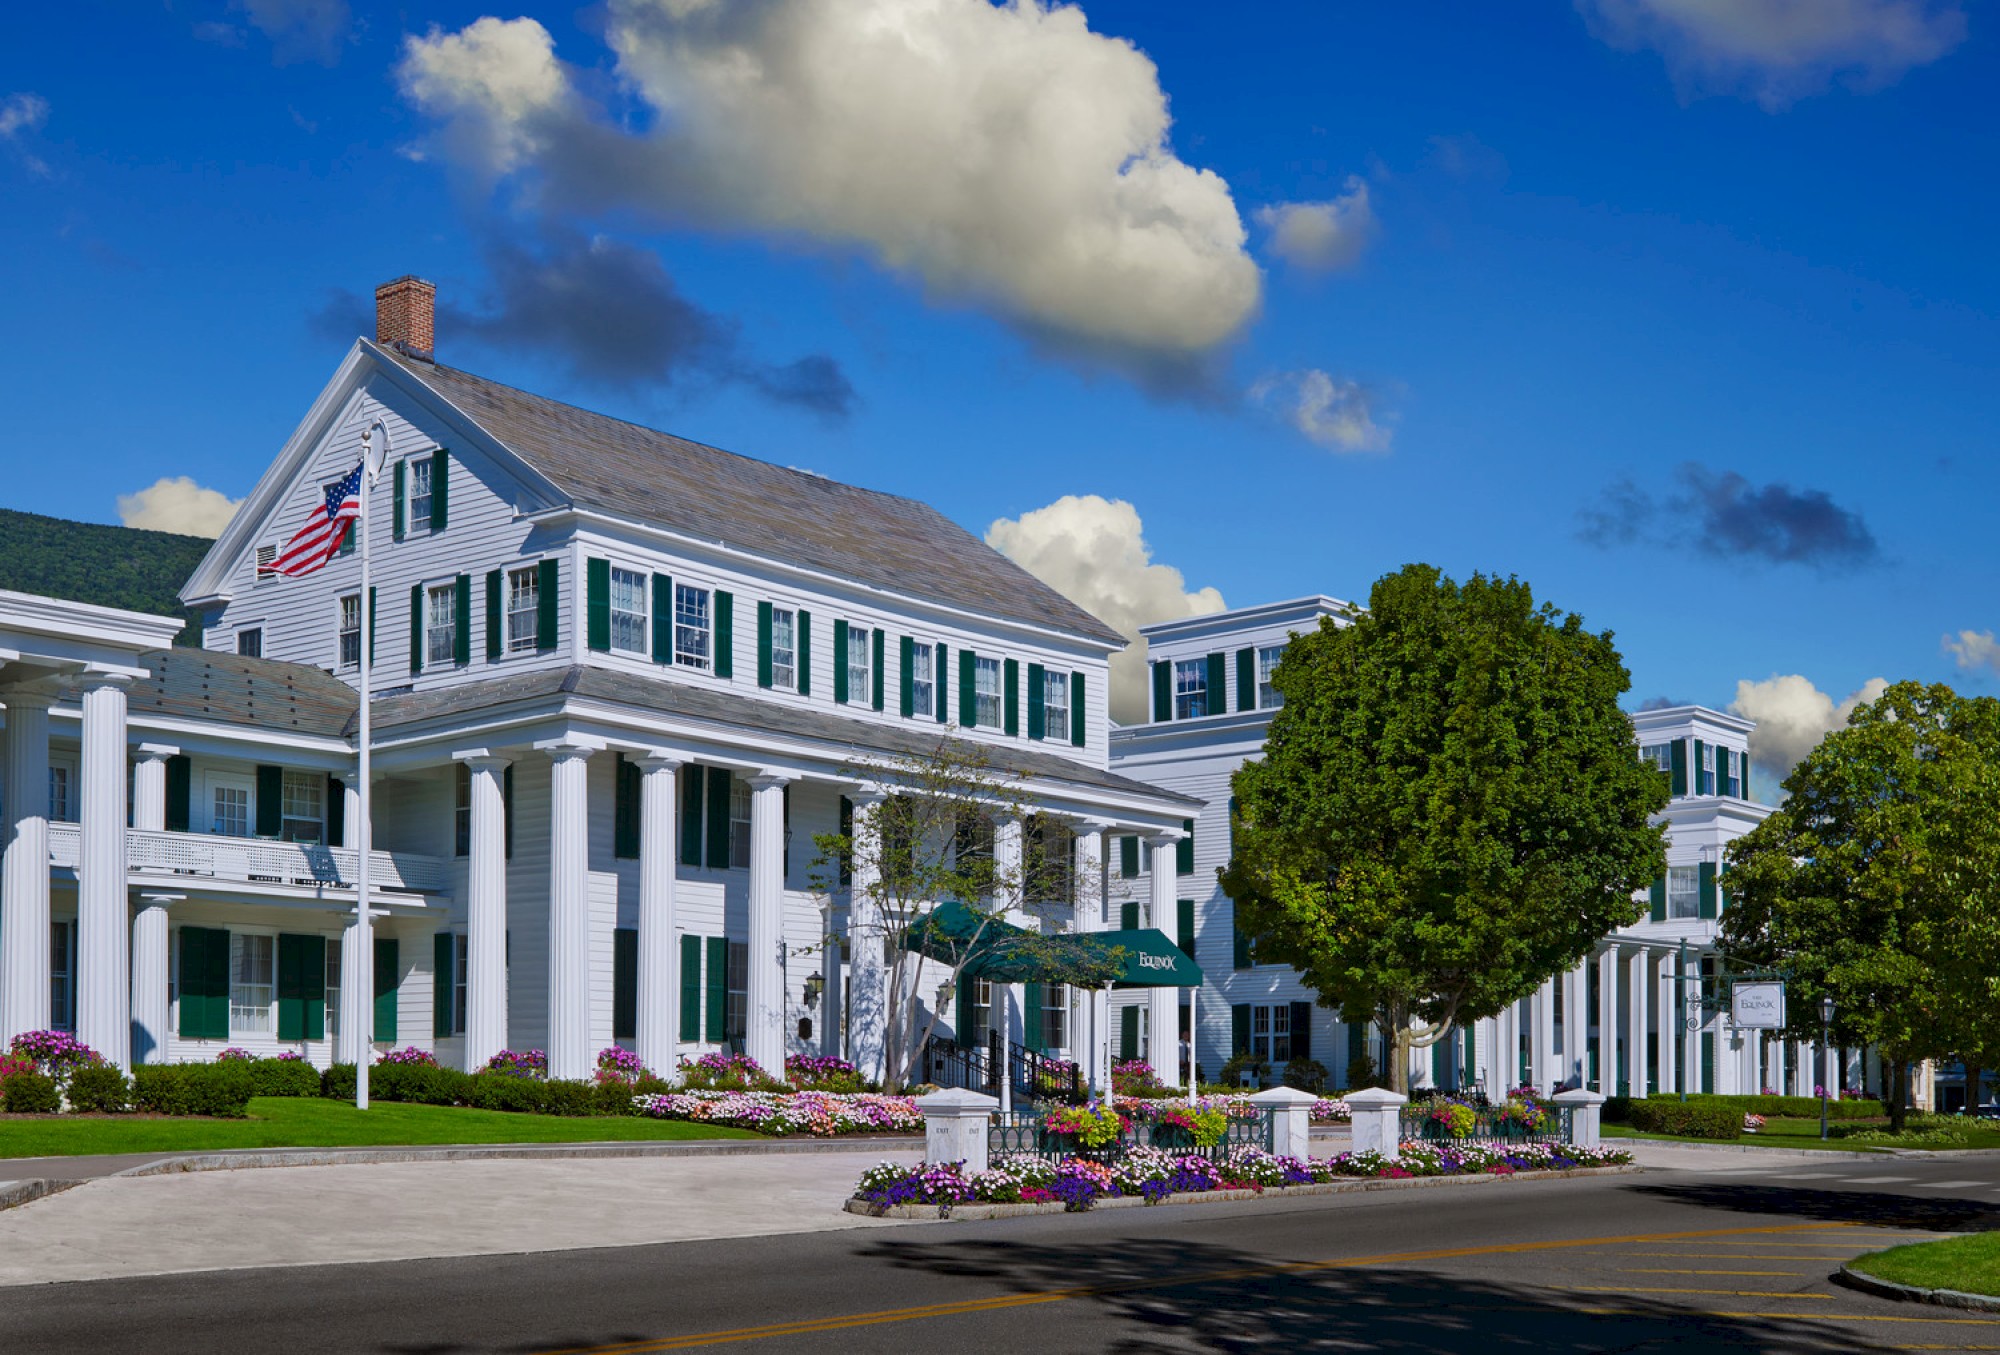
xmin=1624 ymin=1180 xmax=2000 ymax=1233
xmin=854 ymin=1230 xmax=1892 ymax=1353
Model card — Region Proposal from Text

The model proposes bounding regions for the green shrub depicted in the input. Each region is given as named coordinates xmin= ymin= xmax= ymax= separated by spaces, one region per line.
xmin=463 ymin=1072 xmax=545 ymax=1113
xmin=66 ymin=1064 xmax=132 ymax=1114
xmin=1602 ymin=1095 xmax=1632 ymax=1124
xmin=1283 ymin=1057 xmax=1330 ymax=1092
xmin=631 ymin=1073 xmax=673 ymax=1099
xmin=1627 ymin=1098 xmax=1742 ymax=1140
xmin=3 ymin=1071 xmax=60 ymax=1114
xmin=1217 ymin=1053 xmax=1269 ymax=1089
xmin=539 ymin=1080 xmax=597 ymax=1117
xmin=592 ymin=1079 xmax=642 ymax=1115
xmin=245 ymin=1058 xmax=321 ymax=1098
xmin=371 ymin=1062 xmax=471 ymax=1106
xmin=1345 ymin=1052 xmax=1383 ymax=1091
xmin=132 ymin=1063 xmax=254 ymax=1117
xmin=320 ymin=1063 xmax=357 ymax=1100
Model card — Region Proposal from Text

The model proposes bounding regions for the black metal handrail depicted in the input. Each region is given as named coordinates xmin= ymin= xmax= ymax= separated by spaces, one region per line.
xmin=918 ymin=1032 xmax=1085 ymax=1105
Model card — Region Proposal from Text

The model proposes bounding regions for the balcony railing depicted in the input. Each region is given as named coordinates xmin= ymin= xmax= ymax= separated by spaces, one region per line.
xmin=44 ymin=822 xmax=449 ymax=894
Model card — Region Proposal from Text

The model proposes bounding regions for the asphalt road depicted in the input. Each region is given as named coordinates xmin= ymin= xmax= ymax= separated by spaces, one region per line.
xmin=7 ymin=1151 xmax=2000 ymax=1353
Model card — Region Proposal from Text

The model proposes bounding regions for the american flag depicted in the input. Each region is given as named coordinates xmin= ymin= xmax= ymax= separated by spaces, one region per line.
xmin=261 ymin=460 xmax=364 ymax=576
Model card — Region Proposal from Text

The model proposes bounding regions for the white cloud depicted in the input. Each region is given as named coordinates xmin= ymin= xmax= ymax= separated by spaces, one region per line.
xmin=1578 ymin=0 xmax=1967 ymax=107
xmin=116 ymin=477 xmax=243 ymax=539
xmin=985 ymin=495 xmax=1224 ymax=724
xmin=1256 ymin=177 xmax=1377 ymax=272
xmin=0 ymin=92 xmax=50 ymax=176
xmin=397 ymin=1 xmax=1262 ymax=368
xmin=1250 ymin=369 xmax=1391 ymax=453
xmin=235 ymin=0 xmax=353 ymax=66
xmin=1729 ymin=672 xmax=1890 ymax=787
xmin=1944 ymin=629 xmax=2000 ymax=677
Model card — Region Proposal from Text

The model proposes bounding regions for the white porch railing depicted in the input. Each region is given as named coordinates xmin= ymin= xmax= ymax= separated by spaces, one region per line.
xmin=45 ymin=822 xmax=449 ymax=893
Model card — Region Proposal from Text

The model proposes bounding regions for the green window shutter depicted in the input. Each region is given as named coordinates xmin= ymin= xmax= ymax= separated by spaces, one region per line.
xmin=430 ymin=449 xmax=449 ymax=532
xmin=1119 ymin=835 xmax=1139 ymax=879
xmin=1698 ymin=861 xmax=1718 ymax=919
xmin=368 ymin=586 xmax=377 ymax=666
xmin=1003 ymin=659 xmax=1020 ymax=735
xmin=680 ymin=934 xmax=702 ymax=1037
xmin=1694 ymin=739 xmax=1707 ymax=794
xmin=680 ymin=766 xmax=705 ymax=868
xmin=200 ymin=927 xmax=230 ymax=1038
xmin=585 ymin=557 xmax=611 ymax=652
xmin=255 ymin=765 xmax=282 ymax=837
xmin=899 ymin=636 xmax=915 ymax=717
xmin=1026 ymin=662 xmax=1045 ymax=740
xmin=1177 ymin=899 xmax=1195 ymax=957
xmin=326 ymin=776 xmax=344 ymax=847
xmin=705 ymin=936 xmax=728 ymax=1042
xmin=453 ymin=574 xmax=470 ymax=667
xmin=614 ymin=754 xmax=640 ymax=860
xmin=392 ymin=459 xmax=406 ymax=540
xmin=796 ymin=611 xmax=812 ymax=695
xmin=374 ymin=937 xmax=399 ymax=1043
xmin=956 ymin=978 xmax=974 ymax=1044
xmin=164 ymin=755 xmax=192 ymax=833
xmin=1291 ymin=1002 xmax=1313 ymax=1060
xmin=304 ymin=935 xmax=327 ymax=1041
xmin=1120 ymin=1005 xmax=1140 ymax=1060
xmin=1741 ymin=758 xmax=1752 ymax=802
xmin=485 ymin=570 xmax=502 ymax=661
xmin=714 ymin=591 xmax=734 ymax=678
xmin=613 ymin=927 xmax=638 ymax=1039
xmin=537 ymin=560 xmax=560 ymax=651
xmin=1669 ymin=740 xmax=1687 ymax=796
xmin=1070 ymin=671 xmax=1085 ymax=746
xmin=705 ymin=767 xmax=732 ymax=870
xmin=1232 ymin=910 xmax=1252 ymax=969
xmin=1023 ymin=982 xmax=1044 ymax=1054
xmin=409 ymin=583 xmax=423 ymax=675
xmin=958 ymin=648 xmax=977 ymax=726
xmin=1177 ymin=819 xmax=1194 ymax=876
xmin=176 ymin=927 xmax=221 ymax=1039
xmin=276 ymin=933 xmax=309 ymax=1041
xmin=871 ymin=628 xmax=884 ymax=711
xmin=652 ymin=573 xmax=673 ymax=664
xmin=1649 ymin=876 xmax=1667 ymax=923
xmin=935 ymin=644 xmax=948 ymax=722
xmin=1236 ymin=647 xmax=1255 ymax=712
xmin=503 ymin=764 xmax=515 ymax=859
xmin=1152 ymin=660 xmax=1172 ymax=722
xmin=339 ymin=517 xmax=355 ymax=556
xmin=433 ymin=932 xmax=454 ymax=1038
xmin=1231 ymin=1004 xmax=1251 ymax=1057
xmin=757 ymin=601 xmax=774 ymax=688
xmin=1205 ymin=652 xmax=1226 ymax=715
xmin=1120 ymin=901 xmax=1139 ymax=930
xmin=832 ymin=620 xmax=849 ymax=703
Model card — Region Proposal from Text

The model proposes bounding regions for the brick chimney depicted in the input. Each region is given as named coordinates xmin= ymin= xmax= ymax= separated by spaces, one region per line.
xmin=374 ymin=275 xmax=436 ymax=361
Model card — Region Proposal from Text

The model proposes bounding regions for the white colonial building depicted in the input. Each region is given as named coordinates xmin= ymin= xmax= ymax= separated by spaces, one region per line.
xmin=0 ymin=277 xmax=1197 ymax=1086
xmin=1107 ymin=597 xmax=1846 ymax=1100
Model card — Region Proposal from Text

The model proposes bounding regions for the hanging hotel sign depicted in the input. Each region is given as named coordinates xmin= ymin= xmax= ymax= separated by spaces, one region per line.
xmin=1730 ymin=979 xmax=1786 ymax=1029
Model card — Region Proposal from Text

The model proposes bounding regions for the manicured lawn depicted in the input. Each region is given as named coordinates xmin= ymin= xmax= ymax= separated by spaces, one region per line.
xmin=1604 ymin=1114 xmax=2000 ymax=1153
xmin=0 ymin=1097 xmax=762 ymax=1160
xmin=1850 ymin=1232 xmax=2000 ymax=1296
xmin=1601 ymin=1122 xmax=1884 ymax=1153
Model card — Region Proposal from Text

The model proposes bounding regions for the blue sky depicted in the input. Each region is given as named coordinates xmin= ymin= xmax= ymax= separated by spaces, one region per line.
xmin=2 ymin=1 xmax=1994 ymax=773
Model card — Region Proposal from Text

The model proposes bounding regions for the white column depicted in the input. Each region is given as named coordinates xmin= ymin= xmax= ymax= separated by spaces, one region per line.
xmin=1532 ymin=977 xmax=1556 ymax=1093
xmin=0 ymin=687 xmax=54 ymax=1046
xmin=818 ymin=900 xmax=843 ymax=1060
xmin=993 ymin=812 xmax=1026 ymax=1055
xmin=130 ymin=892 xmax=179 ymax=1064
xmin=1627 ymin=948 xmax=1649 ymax=1096
xmin=1657 ymin=955 xmax=1679 ymax=1096
xmin=634 ymin=754 xmax=682 ymax=1077
xmin=846 ymin=791 xmax=888 ymax=1085
xmin=1563 ymin=959 xmax=1587 ymax=1086
xmin=131 ymin=744 xmax=177 ymax=833
xmin=543 ymin=741 xmax=595 ymax=1082
xmin=457 ymin=752 xmax=510 ymax=1072
xmin=1073 ymin=822 xmax=1109 ymax=1095
xmin=744 ymin=772 xmax=792 ymax=1075
xmin=75 ymin=678 xmax=131 ymax=1067
xmin=336 ymin=917 xmax=368 ymax=1066
xmin=1596 ymin=948 xmax=1617 ymax=1093
xmin=1147 ymin=834 xmax=1179 ymax=1079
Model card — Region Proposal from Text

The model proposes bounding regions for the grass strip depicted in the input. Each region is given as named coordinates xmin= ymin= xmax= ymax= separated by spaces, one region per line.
xmin=1849 ymin=1233 xmax=2000 ymax=1298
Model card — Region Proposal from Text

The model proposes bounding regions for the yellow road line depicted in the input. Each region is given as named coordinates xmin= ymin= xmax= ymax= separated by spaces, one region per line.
xmin=1562 ymin=1286 xmax=1836 ymax=1299
xmin=1616 ymin=1250 xmax=1864 ymax=1260
xmin=1712 ymin=1314 xmax=2000 ymax=1326
xmin=1618 ymin=1268 xmax=1822 ymax=1276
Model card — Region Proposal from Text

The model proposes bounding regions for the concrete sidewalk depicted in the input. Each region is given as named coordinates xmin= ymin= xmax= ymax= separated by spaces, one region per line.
xmin=0 ymin=1148 xmax=928 ymax=1287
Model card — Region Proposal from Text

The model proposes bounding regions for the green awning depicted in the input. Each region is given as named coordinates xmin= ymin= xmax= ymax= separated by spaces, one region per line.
xmin=1095 ymin=928 xmax=1204 ymax=988
xmin=900 ymin=904 xmax=1199 ymax=988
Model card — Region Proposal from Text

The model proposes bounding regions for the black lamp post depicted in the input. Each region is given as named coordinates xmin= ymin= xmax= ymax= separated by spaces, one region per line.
xmin=1819 ymin=997 xmax=1835 ymax=1141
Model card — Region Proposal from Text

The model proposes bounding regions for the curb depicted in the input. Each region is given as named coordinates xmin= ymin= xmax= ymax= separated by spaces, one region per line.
xmin=1833 ymin=1264 xmax=2000 ymax=1313
xmin=1611 ymin=1138 xmax=1892 ymax=1159
xmin=845 ymin=1163 xmax=1647 ymax=1220
xmin=0 ymin=1178 xmax=83 ymax=1212
xmin=113 ymin=1136 xmax=925 ymax=1179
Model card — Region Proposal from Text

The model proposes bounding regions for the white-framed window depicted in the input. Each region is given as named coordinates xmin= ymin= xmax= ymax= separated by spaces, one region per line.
xmin=609 ymin=566 xmax=648 ymax=655
xmin=426 ymin=583 xmax=456 ymax=668
xmin=845 ymin=623 xmax=871 ymax=704
xmin=1257 ymin=645 xmax=1286 ymax=709
xmin=506 ymin=566 xmax=540 ymax=654
xmin=279 ymin=770 xmax=323 ymax=844
xmin=1041 ymin=983 xmax=1068 ymax=1052
xmin=910 ymin=642 xmax=934 ymax=717
xmin=408 ymin=456 xmax=434 ymax=531
xmin=1720 ymin=748 xmax=1740 ymax=797
xmin=47 ymin=756 xmax=76 ymax=823
xmin=325 ymin=938 xmax=342 ymax=1040
xmin=729 ymin=777 xmax=753 ymax=870
xmin=770 ymin=607 xmax=796 ymax=691
xmin=675 ymin=584 xmax=711 ymax=670
xmin=237 ymin=628 xmax=263 ymax=659
xmin=725 ymin=939 xmax=749 ymax=1044
xmin=338 ymin=593 xmax=361 ymax=670
xmin=230 ymin=932 xmax=276 ymax=1034
xmin=453 ymin=933 xmax=469 ymax=1035
xmin=208 ymin=774 xmax=253 ymax=838
xmin=1250 ymin=1002 xmax=1292 ymax=1063
xmin=965 ymin=977 xmax=992 ymax=1045
xmin=50 ymin=920 xmax=74 ymax=1032
xmin=975 ymin=656 xmax=1003 ymax=728
xmin=1667 ymin=865 xmax=1699 ymax=920
xmin=1042 ymin=667 xmax=1069 ymax=740
xmin=1174 ymin=658 xmax=1208 ymax=720
xmin=1697 ymin=743 xmax=1716 ymax=796
xmin=1639 ymin=743 xmax=1673 ymax=775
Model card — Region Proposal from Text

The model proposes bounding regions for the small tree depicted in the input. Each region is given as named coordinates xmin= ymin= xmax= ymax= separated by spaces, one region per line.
xmin=810 ymin=737 xmax=1110 ymax=1092
xmin=1221 ymin=564 xmax=1669 ymax=1094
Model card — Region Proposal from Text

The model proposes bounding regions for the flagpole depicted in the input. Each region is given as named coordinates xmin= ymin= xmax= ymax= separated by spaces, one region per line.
xmin=355 ymin=421 xmax=387 ymax=1111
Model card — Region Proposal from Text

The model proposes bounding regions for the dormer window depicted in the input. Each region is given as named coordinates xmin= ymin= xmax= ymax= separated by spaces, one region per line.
xmin=1174 ymin=658 xmax=1208 ymax=720
xmin=1719 ymin=747 xmax=1740 ymax=798
xmin=1696 ymin=742 xmax=1716 ymax=796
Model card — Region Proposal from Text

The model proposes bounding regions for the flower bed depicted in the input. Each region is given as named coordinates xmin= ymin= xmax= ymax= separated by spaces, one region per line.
xmin=1312 ymin=1098 xmax=1351 ymax=1123
xmin=634 ymin=1089 xmax=923 ymax=1136
xmin=854 ymin=1140 xmax=1632 ymax=1213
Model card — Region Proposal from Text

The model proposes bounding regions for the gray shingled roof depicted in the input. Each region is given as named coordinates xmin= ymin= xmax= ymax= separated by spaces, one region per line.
xmin=75 ymin=649 xmax=357 ymax=739
xmin=371 ymin=664 xmax=1196 ymax=806
xmin=381 ymin=349 xmax=1123 ymax=647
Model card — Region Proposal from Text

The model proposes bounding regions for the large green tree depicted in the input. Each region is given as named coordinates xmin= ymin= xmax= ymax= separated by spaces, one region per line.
xmin=1221 ymin=564 xmax=1669 ymax=1094
xmin=1721 ymin=681 xmax=2000 ymax=1130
